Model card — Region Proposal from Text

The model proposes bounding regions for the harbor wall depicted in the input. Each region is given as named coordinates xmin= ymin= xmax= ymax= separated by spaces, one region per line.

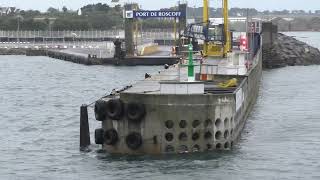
xmin=26 ymin=49 xmax=100 ymax=65
xmin=25 ymin=49 xmax=179 ymax=66
xmin=0 ymin=48 xmax=26 ymax=55
xmin=233 ymin=49 xmax=262 ymax=143
xmin=111 ymin=93 xmax=236 ymax=154
xmin=103 ymin=51 xmax=263 ymax=154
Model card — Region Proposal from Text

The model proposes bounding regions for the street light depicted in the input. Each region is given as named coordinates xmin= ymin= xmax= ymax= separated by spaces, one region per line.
xmin=71 ymin=32 xmax=78 ymax=46
xmin=16 ymin=14 xmax=24 ymax=43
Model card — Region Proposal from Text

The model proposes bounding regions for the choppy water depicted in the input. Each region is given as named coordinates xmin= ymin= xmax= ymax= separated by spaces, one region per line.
xmin=1 ymin=32 xmax=320 ymax=179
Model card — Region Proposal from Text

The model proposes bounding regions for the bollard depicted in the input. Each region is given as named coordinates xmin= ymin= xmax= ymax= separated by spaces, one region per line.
xmin=80 ymin=104 xmax=91 ymax=151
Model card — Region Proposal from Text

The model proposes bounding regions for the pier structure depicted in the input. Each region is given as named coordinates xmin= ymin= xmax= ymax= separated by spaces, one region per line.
xmin=80 ymin=19 xmax=270 ymax=155
xmin=0 ymin=30 xmax=123 ymax=43
xmin=123 ymin=3 xmax=188 ymax=56
xmin=0 ymin=2 xmax=188 ymax=66
xmin=84 ymin=40 xmax=263 ymax=154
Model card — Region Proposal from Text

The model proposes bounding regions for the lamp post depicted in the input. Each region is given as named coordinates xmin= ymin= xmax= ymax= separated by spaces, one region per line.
xmin=188 ymin=43 xmax=195 ymax=82
xmin=16 ymin=15 xmax=23 ymax=43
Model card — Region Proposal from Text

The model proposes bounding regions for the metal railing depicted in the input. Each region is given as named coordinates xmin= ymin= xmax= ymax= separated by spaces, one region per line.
xmin=0 ymin=29 xmax=176 ymax=39
xmin=0 ymin=30 xmax=123 ymax=38
xmin=200 ymin=64 xmax=247 ymax=76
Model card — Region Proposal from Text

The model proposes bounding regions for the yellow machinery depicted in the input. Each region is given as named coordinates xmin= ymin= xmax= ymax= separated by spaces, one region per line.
xmin=203 ymin=0 xmax=209 ymax=56
xmin=218 ymin=78 xmax=238 ymax=88
xmin=202 ymin=0 xmax=231 ymax=57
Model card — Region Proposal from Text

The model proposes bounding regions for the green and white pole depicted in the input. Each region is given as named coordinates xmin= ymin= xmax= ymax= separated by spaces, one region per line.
xmin=188 ymin=43 xmax=195 ymax=82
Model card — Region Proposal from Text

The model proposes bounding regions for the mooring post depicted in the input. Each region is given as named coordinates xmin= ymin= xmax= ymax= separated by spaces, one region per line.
xmin=80 ymin=104 xmax=91 ymax=151
xmin=124 ymin=3 xmax=139 ymax=57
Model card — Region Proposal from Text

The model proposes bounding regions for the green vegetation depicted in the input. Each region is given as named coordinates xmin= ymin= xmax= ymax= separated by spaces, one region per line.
xmin=272 ymin=17 xmax=320 ymax=31
xmin=1 ymin=3 xmax=320 ymax=31
xmin=0 ymin=3 xmax=179 ymax=31
xmin=0 ymin=3 xmax=124 ymax=31
xmin=187 ymin=7 xmax=320 ymax=18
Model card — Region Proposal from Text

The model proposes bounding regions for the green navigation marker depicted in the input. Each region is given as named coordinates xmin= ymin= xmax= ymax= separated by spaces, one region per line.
xmin=188 ymin=44 xmax=194 ymax=81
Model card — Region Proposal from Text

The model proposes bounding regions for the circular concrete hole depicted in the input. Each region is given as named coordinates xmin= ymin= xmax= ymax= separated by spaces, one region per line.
xmin=204 ymin=131 xmax=213 ymax=140
xmin=215 ymin=131 xmax=222 ymax=140
xmin=179 ymin=132 xmax=188 ymax=141
xmin=230 ymin=129 xmax=234 ymax=136
xmin=179 ymin=120 xmax=187 ymax=128
xmin=207 ymin=144 xmax=213 ymax=150
xmin=165 ymin=145 xmax=175 ymax=153
xmin=204 ymin=119 xmax=213 ymax=128
xmin=224 ymin=130 xmax=229 ymax=139
xmin=192 ymin=132 xmax=200 ymax=141
xmin=216 ymin=143 xmax=222 ymax=149
xmin=192 ymin=145 xmax=200 ymax=152
xmin=215 ymin=118 xmax=222 ymax=128
xmin=165 ymin=120 xmax=174 ymax=129
xmin=165 ymin=133 xmax=174 ymax=142
xmin=224 ymin=118 xmax=229 ymax=128
xmin=178 ymin=145 xmax=188 ymax=153
xmin=192 ymin=120 xmax=201 ymax=128
xmin=224 ymin=142 xmax=230 ymax=149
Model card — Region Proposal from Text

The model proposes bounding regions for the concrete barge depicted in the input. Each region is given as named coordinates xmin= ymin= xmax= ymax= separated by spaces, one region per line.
xmin=89 ymin=47 xmax=262 ymax=154
xmin=79 ymin=1 xmax=267 ymax=155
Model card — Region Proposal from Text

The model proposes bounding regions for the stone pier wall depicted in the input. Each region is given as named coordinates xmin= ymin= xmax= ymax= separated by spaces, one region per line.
xmin=0 ymin=48 xmax=26 ymax=55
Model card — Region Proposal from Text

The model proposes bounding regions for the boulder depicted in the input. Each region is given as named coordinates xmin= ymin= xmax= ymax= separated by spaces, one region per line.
xmin=263 ymin=33 xmax=320 ymax=68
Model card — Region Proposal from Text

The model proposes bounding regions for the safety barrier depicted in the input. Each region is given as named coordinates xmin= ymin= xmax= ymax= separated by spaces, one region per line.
xmin=199 ymin=64 xmax=248 ymax=80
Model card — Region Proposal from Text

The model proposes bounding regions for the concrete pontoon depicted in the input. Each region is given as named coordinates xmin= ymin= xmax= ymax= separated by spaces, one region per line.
xmin=91 ymin=49 xmax=262 ymax=154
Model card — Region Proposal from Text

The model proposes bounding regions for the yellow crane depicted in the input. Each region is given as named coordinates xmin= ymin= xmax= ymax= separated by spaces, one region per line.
xmin=202 ymin=0 xmax=231 ymax=57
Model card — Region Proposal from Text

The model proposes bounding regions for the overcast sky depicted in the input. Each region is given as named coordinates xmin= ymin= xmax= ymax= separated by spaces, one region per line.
xmin=1 ymin=0 xmax=319 ymax=12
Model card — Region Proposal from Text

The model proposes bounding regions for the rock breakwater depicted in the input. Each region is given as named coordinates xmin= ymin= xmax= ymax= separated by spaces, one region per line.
xmin=263 ymin=33 xmax=320 ymax=68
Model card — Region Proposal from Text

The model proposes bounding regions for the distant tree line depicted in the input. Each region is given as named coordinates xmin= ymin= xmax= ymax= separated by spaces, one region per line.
xmin=188 ymin=7 xmax=320 ymax=18
xmin=272 ymin=17 xmax=320 ymax=31
xmin=0 ymin=3 xmax=123 ymax=31
xmin=1 ymin=3 xmax=320 ymax=31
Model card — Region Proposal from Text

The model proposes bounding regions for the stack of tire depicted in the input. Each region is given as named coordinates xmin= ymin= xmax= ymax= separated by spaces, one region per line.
xmin=94 ymin=98 xmax=146 ymax=151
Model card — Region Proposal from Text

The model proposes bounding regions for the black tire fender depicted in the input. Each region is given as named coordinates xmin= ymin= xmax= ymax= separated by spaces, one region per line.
xmin=95 ymin=128 xmax=104 ymax=145
xmin=94 ymin=100 xmax=108 ymax=121
xmin=126 ymin=132 xmax=143 ymax=150
xmin=106 ymin=99 xmax=124 ymax=120
xmin=126 ymin=102 xmax=146 ymax=122
xmin=104 ymin=129 xmax=119 ymax=145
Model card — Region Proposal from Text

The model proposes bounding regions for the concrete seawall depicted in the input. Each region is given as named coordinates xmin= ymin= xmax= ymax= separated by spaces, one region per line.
xmin=96 ymin=49 xmax=263 ymax=154
xmin=0 ymin=48 xmax=27 ymax=55
xmin=26 ymin=49 xmax=101 ymax=65
xmin=25 ymin=49 xmax=179 ymax=66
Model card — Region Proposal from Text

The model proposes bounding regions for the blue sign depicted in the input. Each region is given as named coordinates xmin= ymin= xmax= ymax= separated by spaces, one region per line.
xmin=133 ymin=11 xmax=185 ymax=18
